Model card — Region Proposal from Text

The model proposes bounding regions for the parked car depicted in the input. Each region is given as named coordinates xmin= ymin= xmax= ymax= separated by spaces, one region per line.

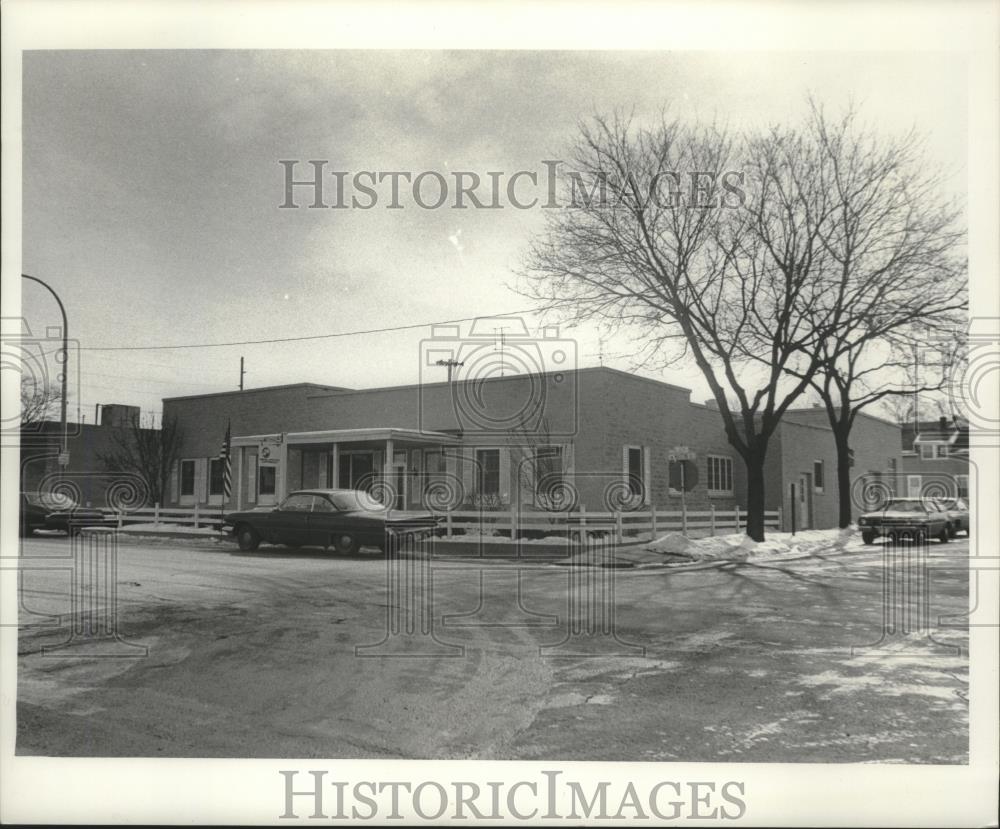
xmin=19 ymin=492 xmax=116 ymax=537
xmin=222 ymin=488 xmax=440 ymax=554
xmin=857 ymin=497 xmax=952 ymax=544
xmin=936 ymin=497 xmax=970 ymax=537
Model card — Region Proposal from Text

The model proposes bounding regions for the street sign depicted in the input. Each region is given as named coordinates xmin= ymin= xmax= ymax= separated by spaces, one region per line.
xmin=669 ymin=459 xmax=699 ymax=492
xmin=668 ymin=445 xmax=696 ymax=462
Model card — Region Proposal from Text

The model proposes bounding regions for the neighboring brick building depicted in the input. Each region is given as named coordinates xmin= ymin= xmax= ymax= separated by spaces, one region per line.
xmin=899 ymin=416 xmax=970 ymax=499
xmin=766 ymin=408 xmax=905 ymax=531
xmin=20 ymin=404 xmax=154 ymax=507
xmin=161 ymin=367 xmax=902 ymax=531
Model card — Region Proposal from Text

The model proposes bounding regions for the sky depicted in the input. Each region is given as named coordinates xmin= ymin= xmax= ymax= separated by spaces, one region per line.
xmin=20 ymin=50 xmax=968 ymax=423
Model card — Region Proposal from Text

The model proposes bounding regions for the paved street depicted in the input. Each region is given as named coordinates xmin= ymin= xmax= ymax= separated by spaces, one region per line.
xmin=15 ymin=533 xmax=969 ymax=762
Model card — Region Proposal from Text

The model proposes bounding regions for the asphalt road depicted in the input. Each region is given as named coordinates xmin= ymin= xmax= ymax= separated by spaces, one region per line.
xmin=15 ymin=533 xmax=969 ymax=762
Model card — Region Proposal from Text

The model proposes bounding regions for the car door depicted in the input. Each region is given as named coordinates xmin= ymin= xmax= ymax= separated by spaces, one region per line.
xmin=306 ymin=494 xmax=340 ymax=546
xmin=271 ymin=493 xmax=313 ymax=545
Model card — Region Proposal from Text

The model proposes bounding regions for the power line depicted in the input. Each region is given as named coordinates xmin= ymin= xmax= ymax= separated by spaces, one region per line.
xmin=80 ymin=369 xmax=224 ymax=387
xmin=78 ymin=309 xmax=545 ymax=352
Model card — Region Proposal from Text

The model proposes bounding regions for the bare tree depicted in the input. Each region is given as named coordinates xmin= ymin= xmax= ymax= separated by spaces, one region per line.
xmin=20 ymin=377 xmax=62 ymax=428
xmin=522 ymin=112 xmax=842 ymax=540
xmin=778 ymin=103 xmax=967 ymax=526
xmin=98 ymin=412 xmax=184 ymax=506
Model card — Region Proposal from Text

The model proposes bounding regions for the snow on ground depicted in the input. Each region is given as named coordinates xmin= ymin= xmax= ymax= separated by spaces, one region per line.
xmin=645 ymin=527 xmax=864 ymax=563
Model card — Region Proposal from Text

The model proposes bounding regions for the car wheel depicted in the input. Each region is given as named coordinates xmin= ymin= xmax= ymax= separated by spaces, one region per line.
xmin=938 ymin=526 xmax=950 ymax=544
xmin=861 ymin=531 xmax=875 ymax=545
xmin=948 ymin=523 xmax=958 ymax=539
xmin=332 ymin=533 xmax=360 ymax=555
xmin=236 ymin=524 xmax=261 ymax=552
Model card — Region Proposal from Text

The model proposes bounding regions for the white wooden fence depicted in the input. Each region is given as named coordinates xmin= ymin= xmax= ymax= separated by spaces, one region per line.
xmin=113 ymin=503 xmax=781 ymax=542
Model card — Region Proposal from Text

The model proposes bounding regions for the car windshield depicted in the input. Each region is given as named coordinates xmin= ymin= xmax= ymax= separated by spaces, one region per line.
xmin=25 ymin=492 xmax=79 ymax=510
xmin=329 ymin=491 xmax=387 ymax=512
xmin=884 ymin=500 xmax=927 ymax=513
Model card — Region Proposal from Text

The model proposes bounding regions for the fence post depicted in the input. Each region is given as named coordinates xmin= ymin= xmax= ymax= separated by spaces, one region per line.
xmin=615 ymin=510 xmax=623 ymax=543
xmin=117 ymin=510 xmax=123 ymax=530
xmin=194 ymin=502 xmax=200 ymax=529
xmin=710 ymin=504 xmax=716 ymax=536
xmin=777 ymin=506 xmax=783 ymax=532
xmin=153 ymin=502 xmax=160 ymax=526
xmin=446 ymin=511 xmax=453 ymax=538
xmin=681 ymin=501 xmax=688 ymax=535
xmin=735 ymin=504 xmax=741 ymax=532
xmin=651 ymin=506 xmax=658 ymax=539
xmin=509 ymin=500 xmax=518 ymax=540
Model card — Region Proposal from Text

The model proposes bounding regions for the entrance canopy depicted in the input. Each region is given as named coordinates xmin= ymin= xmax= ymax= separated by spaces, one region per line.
xmin=231 ymin=427 xmax=459 ymax=509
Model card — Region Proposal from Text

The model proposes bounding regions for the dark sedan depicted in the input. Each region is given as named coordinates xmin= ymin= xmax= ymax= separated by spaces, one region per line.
xmin=857 ymin=497 xmax=951 ymax=544
xmin=222 ymin=488 xmax=440 ymax=554
xmin=938 ymin=497 xmax=970 ymax=537
xmin=20 ymin=492 xmax=117 ymax=537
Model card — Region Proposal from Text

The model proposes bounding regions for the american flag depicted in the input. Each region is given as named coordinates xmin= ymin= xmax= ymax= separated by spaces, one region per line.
xmin=220 ymin=420 xmax=232 ymax=500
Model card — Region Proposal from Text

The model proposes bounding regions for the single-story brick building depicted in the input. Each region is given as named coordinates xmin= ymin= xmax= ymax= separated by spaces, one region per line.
xmin=161 ymin=367 xmax=904 ymax=531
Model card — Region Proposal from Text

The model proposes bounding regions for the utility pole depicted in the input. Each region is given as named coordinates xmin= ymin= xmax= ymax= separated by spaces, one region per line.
xmin=435 ymin=358 xmax=464 ymax=382
xmin=493 ymin=326 xmax=508 ymax=377
xmin=239 ymin=356 xmax=246 ymax=391
xmin=22 ymin=274 xmax=69 ymax=479
xmin=588 ymin=337 xmax=606 ymax=367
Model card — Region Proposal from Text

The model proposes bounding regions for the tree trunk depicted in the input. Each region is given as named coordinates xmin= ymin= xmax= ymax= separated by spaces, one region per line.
xmin=744 ymin=453 xmax=767 ymax=542
xmin=834 ymin=426 xmax=852 ymax=529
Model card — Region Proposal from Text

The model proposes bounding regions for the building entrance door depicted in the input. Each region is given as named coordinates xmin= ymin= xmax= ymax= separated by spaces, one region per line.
xmin=392 ymin=462 xmax=406 ymax=511
xmin=798 ymin=472 xmax=812 ymax=529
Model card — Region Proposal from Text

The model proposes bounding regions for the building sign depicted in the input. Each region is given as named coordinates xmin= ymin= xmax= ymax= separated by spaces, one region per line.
xmin=259 ymin=435 xmax=283 ymax=465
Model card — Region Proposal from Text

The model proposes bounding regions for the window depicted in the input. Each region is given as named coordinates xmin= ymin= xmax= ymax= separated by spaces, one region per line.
xmin=813 ymin=460 xmax=825 ymax=493
xmin=935 ymin=444 xmax=949 ymax=458
xmin=956 ymin=474 xmax=969 ymax=498
xmin=707 ymin=455 xmax=733 ymax=494
xmin=311 ymin=495 xmax=335 ymax=512
xmin=625 ymin=446 xmax=643 ymax=497
xmin=919 ymin=443 xmax=935 ymax=460
xmin=179 ymin=460 xmax=196 ymax=497
xmin=279 ymin=493 xmax=313 ymax=511
xmin=475 ymin=448 xmax=501 ymax=496
xmin=534 ymin=445 xmax=564 ymax=495
xmin=338 ymin=451 xmax=374 ymax=490
xmin=209 ymin=458 xmax=226 ymax=496
xmin=259 ymin=465 xmax=276 ymax=496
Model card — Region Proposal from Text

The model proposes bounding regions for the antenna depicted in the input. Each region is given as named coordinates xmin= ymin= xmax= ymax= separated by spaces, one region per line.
xmin=435 ymin=358 xmax=465 ymax=382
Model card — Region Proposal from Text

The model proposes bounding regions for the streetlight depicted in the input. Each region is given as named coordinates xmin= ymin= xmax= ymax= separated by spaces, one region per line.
xmin=21 ymin=273 xmax=69 ymax=477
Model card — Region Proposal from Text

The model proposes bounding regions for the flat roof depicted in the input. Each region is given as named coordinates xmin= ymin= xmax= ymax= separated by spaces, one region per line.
xmin=164 ymin=366 xmax=693 ymax=404
xmin=163 ymin=382 xmax=349 ymax=402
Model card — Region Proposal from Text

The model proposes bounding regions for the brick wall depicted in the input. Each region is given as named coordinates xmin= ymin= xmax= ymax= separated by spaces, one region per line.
xmin=771 ymin=409 xmax=905 ymax=531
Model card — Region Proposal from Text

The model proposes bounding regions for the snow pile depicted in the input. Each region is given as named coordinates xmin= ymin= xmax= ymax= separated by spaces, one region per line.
xmin=645 ymin=527 xmax=862 ymax=563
